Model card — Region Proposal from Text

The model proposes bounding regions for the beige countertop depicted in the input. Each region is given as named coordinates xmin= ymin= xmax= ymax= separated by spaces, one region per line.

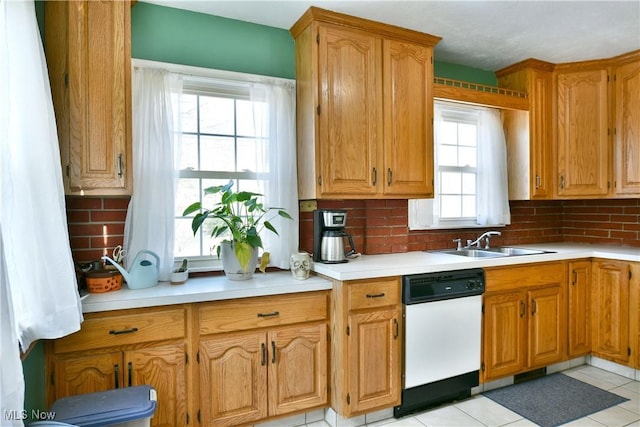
xmin=81 ymin=243 xmax=639 ymax=313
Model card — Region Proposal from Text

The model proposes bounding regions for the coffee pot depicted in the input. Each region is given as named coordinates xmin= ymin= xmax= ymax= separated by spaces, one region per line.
xmin=313 ymin=209 xmax=356 ymax=263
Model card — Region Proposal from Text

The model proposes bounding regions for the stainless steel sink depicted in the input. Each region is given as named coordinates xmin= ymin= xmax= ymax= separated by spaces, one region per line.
xmin=437 ymin=249 xmax=507 ymax=258
xmin=436 ymin=247 xmax=552 ymax=258
xmin=485 ymin=247 xmax=549 ymax=256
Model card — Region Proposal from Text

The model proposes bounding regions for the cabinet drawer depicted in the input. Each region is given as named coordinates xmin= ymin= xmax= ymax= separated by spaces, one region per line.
xmin=485 ymin=262 xmax=566 ymax=293
xmin=348 ymin=277 xmax=400 ymax=311
xmin=199 ymin=291 xmax=328 ymax=335
xmin=53 ymin=308 xmax=186 ymax=353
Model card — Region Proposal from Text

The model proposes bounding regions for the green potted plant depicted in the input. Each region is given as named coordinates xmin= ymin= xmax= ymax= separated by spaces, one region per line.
xmin=183 ymin=180 xmax=292 ymax=281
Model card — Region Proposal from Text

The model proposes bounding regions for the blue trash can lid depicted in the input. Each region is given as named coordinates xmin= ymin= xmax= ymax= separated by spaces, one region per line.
xmin=51 ymin=386 xmax=157 ymax=427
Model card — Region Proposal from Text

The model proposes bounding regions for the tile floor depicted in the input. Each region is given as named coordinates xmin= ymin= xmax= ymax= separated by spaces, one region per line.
xmin=306 ymin=365 xmax=640 ymax=427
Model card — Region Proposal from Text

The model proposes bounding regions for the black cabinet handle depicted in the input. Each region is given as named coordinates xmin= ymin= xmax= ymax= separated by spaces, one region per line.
xmin=109 ymin=327 xmax=138 ymax=335
xmin=520 ymin=301 xmax=526 ymax=318
xmin=257 ymin=311 xmax=279 ymax=318
xmin=366 ymin=293 xmax=385 ymax=299
xmin=114 ymin=364 xmax=119 ymax=388
xmin=128 ymin=362 xmax=132 ymax=387
xmin=271 ymin=341 xmax=277 ymax=364
xmin=393 ymin=318 xmax=399 ymax=339
xmin=261 ymin=343 xmax=266 ymax=366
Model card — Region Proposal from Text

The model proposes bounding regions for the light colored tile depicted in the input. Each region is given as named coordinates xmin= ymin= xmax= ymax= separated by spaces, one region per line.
xmin=590 ymin=357 xmax=637 ymax=381
xmin=414 ymin=404 xmax=484 ymax=427
xmin=588 ymin=405 xmax=640 ymax=427
xmin=306 ymin=409 xmax=327 ymax=424
xmin=306 ymin=422 xmax=332 ymax=427
xmin=563 ymin=369 xmax=623 ymax=391
xmin=370 ymin=416 xmax=425 ymax=427
xmin=254 ymin=412 xmax=306 ymax=427
xmin=620 ymin=380 xmax=640 ymax=395
xmin=611 ymin=386 xmax=640 ymax=415
xmin=559 ymin=416 xmax=607 ymax=426
xmin=365 ymin=408 xmax=394 ymax=424
xmin=579 ymin=365 xmax=635 ymax=387
xmin=455 ymin=395 xmax=523 ymax=426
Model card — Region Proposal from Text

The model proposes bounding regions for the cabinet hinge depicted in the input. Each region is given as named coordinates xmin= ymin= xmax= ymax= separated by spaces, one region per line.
xmin=607 ymin=74 xmax=610 ymax=83
xmin=64 ymin=73 xmax=69 ymax=87
xmin=346 ymin=325 xmax=350 ymax=336
xmin=196 ymin=351 xmax=200 ymax=363
xmin=197 ymin=409 xmax=201 ymax=423
xmin=185 ymin=352 xmax=188 ymax=364
xmin=317 ymin=105 xmax=321 ymax=115
xmin=316 ymin=32 xmax=320 ymax=44
xmin=317 ymin=175 xmax=323 ymax=186
xmin=186 ymin=412 xmax=189 ymax=425
xmin=628 ymin=347 xmax=632 ymax=357
xmin=481 ymin=304 xmax=484 ymax=314
xmin=481 ymin=362 xmax=485 ymax=372
xmin=346 ymin=393 xmax=351 ymax=405
xmin=65 ymin=164 xmax=70 ymax=178
xmin=629 ymin=270 xmax=632 ymax=280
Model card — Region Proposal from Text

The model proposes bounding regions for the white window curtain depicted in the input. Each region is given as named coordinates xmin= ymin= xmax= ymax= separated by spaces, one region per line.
xmin=409 ymin=102 xmax=510 ymax=229
xmin=476 ymin=108 xmax=511 ymax=225
xmin=249 ymin=81 xmax=299 ymax=269
xmin=124 ymin=68 xmax=183 ymax=281
xmin=1 ymin=1 xmax=83 ymax=423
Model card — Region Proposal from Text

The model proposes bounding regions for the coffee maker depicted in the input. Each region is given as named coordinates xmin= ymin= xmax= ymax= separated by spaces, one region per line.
xmin=313 ymin=209 xmax=356 ymax=263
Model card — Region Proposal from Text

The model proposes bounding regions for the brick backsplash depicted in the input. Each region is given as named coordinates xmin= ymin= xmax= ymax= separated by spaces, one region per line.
xmin=66 ymin=196 xmax=638 ymax=263
xmin=66 ymin=196 xmax=130 ymax=262
xmin=298 ymin=198 xmax=639 ymax=255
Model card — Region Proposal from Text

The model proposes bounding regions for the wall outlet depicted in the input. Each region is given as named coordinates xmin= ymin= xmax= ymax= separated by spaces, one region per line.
xmin=299 ymin=200 xmax=318 ymax=212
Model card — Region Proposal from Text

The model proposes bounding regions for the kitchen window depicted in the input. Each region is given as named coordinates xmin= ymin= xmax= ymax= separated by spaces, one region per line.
xmin=409 ymin=101 xmax=510 ymax=229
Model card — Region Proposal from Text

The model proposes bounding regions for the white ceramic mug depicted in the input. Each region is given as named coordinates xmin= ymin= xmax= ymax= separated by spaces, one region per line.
xmin=290 ymin=252 xmax=311 ymax=280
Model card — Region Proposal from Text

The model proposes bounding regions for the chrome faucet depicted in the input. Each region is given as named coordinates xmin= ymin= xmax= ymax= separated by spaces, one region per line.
xmin=464 ymin=231 xmax=502 ymax=249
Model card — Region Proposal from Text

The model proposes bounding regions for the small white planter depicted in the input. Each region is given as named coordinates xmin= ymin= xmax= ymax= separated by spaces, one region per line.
xmin=221 ymin=241 xmax=258 ymax=281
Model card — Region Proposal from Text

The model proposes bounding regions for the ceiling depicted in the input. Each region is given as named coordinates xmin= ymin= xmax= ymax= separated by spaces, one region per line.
xmin=142 ymin=0 xmax=639 ymax=72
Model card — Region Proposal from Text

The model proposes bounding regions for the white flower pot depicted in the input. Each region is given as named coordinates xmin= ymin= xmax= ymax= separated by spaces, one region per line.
xmin=221 ymin=241 xmax=258 ymax=281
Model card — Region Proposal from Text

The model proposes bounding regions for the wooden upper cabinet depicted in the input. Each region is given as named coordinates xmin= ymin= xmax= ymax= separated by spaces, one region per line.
xmin=291 ymin=7 xmax=440 ymax=199
xmin=45 ymin=0 xmax=132 ymax=195
xmin=497 ymin=60 xmax=554 ymax=200
xmin=613 ymin=56 xmax=640 ymax=196
xmin=317 ymin=24 xmax=382 ymax=197
xmin=383 ymin=40 xmax=434 ymax=197
xmin=555 ymin=67 xmax=610 ymax=197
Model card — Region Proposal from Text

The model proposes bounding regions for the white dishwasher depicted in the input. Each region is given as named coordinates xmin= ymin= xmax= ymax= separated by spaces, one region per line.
xmin=394 ymin=268 xmax=485 ymax=418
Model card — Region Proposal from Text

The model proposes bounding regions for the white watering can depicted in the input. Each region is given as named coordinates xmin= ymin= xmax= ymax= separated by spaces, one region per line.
xmin=102 ymin=250 xmax=160 ymax=289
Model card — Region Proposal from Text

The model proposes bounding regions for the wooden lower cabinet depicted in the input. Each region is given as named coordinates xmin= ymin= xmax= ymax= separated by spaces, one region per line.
xmin=198 ymin=325 xmax=327 ymax=427
xmin=568 ymin=260 xmax=592 ymax=356
xmin=48 ymin=307 xmax=189 ymax=427
xmin=591 ymin=259 xmax=630 ymax=364
xmin=630 ymin=262 xmax=640 ymax=369
xmin=482 ymin=262 xmax=567 ymax=382
xmin=196 ymin=292 xmax=329 ymax=427
xmin=331 ymin=277 xmax=402 ymax=417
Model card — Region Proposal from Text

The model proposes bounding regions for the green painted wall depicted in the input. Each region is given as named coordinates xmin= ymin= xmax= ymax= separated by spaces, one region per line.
xmin=132 ymin=2 xmax=497 ymax=85
xmin=131 ymin=2 xmax=295 ymax=79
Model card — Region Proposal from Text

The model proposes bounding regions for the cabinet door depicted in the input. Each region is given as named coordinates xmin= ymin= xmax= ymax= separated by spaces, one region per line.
xmin=53 ymin=352 xmax=123 ymax=399
xmin=267 ymin=324 xmax=328 ymax=416
xmin=568 ymin=260 xmax=592 ymax=356
xmin=482 ymin=292 xmax=526 ymax=381
xmin=199 ymin=333 xmax=268 ymax=427
xmin=126 ymin=345 xmax=188 ymax=427
xmin=529 ymin=69 xmax=553 ymax=198
xmin=382 ymin=39 xmax=433 ymax=197
xmin=317 ymin=24 xmax=382 ymax=197
xmin=46 ymin=0 xmax=131 ymax=195
xmin=527 ymin=286 xmax=565 ymax=367
xmin=556 ymin=68 xmax=609 ymax=197
xmin=614 ymin=60 xmax=640 ymax=196
xmin=347 ymin=308 xmax=400 ymax=413
xmin=592 ymin=260 xmax=630 ymax=364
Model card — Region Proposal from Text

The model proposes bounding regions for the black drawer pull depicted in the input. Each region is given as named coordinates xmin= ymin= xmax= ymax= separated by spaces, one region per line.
xmin=366 ymin=293 xmax=385 ymax=299
xmin=257 ymin=311 xmax=280 ymax=318
xmin=109 ymin=327 xmax=139 ymax=335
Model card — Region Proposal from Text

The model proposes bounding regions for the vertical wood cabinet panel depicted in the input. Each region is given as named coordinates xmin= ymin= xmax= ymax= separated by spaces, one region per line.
xmin=317 ymin=24 xmax=381 ymax=197
xmin=383 ymin=39 xmax=434 ymax=197
xmin=568 ymin=260 xmax=592 ymax=356
xmin=555 ymin=68 xmax=610 ymax=197
xmin=527 ymin=286 xmax=565 ymax=367
xmin=591 ymin=259 xmax=630 ymax=364
xmin=45 ymin=0 xmax=132 ymax=195
xmin=613 ymin=59 xmax=640 ymax=195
